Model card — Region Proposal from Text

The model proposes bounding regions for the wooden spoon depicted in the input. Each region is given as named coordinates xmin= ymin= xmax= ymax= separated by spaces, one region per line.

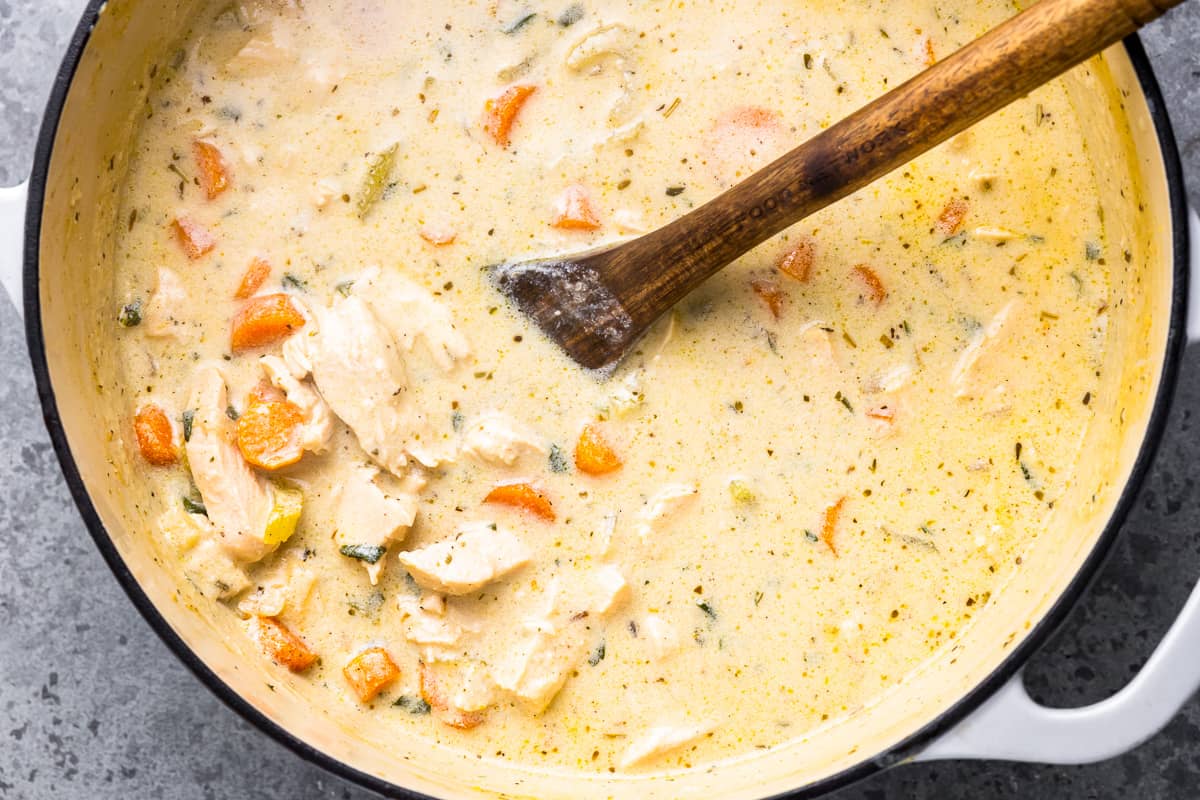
xmin=492 ymin=0 xmax=1183 ymax=371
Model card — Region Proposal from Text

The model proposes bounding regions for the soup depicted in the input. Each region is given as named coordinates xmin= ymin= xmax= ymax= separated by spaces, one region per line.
xmin=113 ymin=0 xmax=1122 ymax=778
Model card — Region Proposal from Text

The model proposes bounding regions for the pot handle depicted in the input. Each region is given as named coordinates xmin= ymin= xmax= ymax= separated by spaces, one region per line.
xmin=919 ymin=205 xmax=1200 ymax=764
xmin=0 ymin=181 xmax=27 ymax=320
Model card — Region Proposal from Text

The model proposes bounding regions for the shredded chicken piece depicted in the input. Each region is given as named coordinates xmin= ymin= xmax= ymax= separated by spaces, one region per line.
xmin=236 ymin=558 xmax=317 ymax=618
xmin=396 ymin=594 xmax=483 ymax=662
xmin=635 ymin=484 xmax=698 ymax=540
xmin=185 ymin=365 xmax=276 ymax=563
xmin=640 ymin=613 xmax=681 ymax=661
xmin=459 ymin=411 xmax=545 ymax=466
xmin=951 ymin=302 xmax=1018 ymax=399
xmin=398 ymin=521 xmax=531 ymax=595
xmin=143 ymin=267 xmax=188 ymax=338
xmin=158 ymin=506 xmax=250 ymax=599
xmin=354 ymin=266 xmax=470 ymax=372
xmin=620 ymin=723 xmax=714 ymax=768
xmin=334 ymin=464 xmax=423 ymax=584
xmin=285 ymin=295 xmax=448 ymax=474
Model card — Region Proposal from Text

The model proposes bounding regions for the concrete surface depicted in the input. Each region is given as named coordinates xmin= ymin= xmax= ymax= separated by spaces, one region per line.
xmin=1 ymin=2 xmax=1200 ymax=798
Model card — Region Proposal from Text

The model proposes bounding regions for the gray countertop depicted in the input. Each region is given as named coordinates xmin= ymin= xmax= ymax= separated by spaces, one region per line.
xmin=2 ymin=3 xmax=1199 ymax=798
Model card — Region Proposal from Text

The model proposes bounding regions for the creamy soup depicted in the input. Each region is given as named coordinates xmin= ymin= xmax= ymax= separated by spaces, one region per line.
xmin=113 ymin=0 xmax=1117 ymax=777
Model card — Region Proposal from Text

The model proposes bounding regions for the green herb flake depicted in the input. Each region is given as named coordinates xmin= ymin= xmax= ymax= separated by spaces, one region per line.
xmin=451 ymin=409 xmax=465 ymax=432
xmin=805 ymin=529 xmax=819 ymax=543
xmin=1069 ymin=271 xmax=1085 ymax=296
xmin=662 ymin=97 xmax=681 ymax=118
xmin=753 ymin=590 xmax=764 ymax=606
xmin=118 ymin=299 xmax=143 ymax=328
xmin=1085 ymin=241 xmax=1102 ymax=261
xmin=548 ymin=444 xmax=569 ymax=473
xmin=665 ymin=186 xmax=685 ymax=197
xmin=503 ymin=11 xmax=537 ymax=33
xmin=225 ymin=405 xmax=240 ymax=421
xmin=181 ymin=409 xmax=195 ymax=442
xmin=281 ymin=272 xmax=308 ymax=292
xmin=696 ymin=599 xmax=717 ymax=621
xmin=335 ymin=279 xmax=355 ymax=297
xmin=182 ymin=494 xmax=208 ymax=516
xmin=556 ymin=3 xmax=584 ymax=25
xmin=835 ymin=391 xmax=854 ymax=413
xmin=879 ymin=334 xmax=894 ymax=349
xmin=587 ymin=640 xmax=606 ymax=666
xmin=357 ymin=144 xmax=399 ymax=219
xmin=394 ymin=695 xmax=432 ymax=715
xmin=340 ymin=544 xmax=387 ymax=564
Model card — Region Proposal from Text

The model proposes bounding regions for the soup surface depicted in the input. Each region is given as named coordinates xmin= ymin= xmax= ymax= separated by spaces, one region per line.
xmin=113 ymin=0 xmax=1116 ymax=776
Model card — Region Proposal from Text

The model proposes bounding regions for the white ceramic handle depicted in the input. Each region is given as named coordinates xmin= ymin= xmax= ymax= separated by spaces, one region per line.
xmin=921 ymin=204 xmax=1200 ymax=764
xmin=0 ymin=181 xmax=27 ymax=319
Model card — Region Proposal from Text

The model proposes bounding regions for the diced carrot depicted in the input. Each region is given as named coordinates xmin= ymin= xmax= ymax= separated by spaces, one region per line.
xmin=134 ymin=403 xmax=177 ymax=466
xmin=820 ymin=497 xmax=846 ymax=557
xmin=935 ymin=197 xmax=969 ymax=237
xmin=551 ymin=185 xmax=601 ymax=231
xmin=236 ymin=389 xmax=306 ymax=470
xmin=851 ymin=265 xmax=887 ymax=307
xmin=921 ymin=37 xmax=937 ymax=67
xmin=575 ymin=424 xmax=622 ymax=475
xmin=193 ymin=140 xmax=231 ymax=200
xmin=750 ymin=277 xmax=786 ymax=319
xmin=248 ymin=615 xmax=318 ymax=672
xmin=236 ymin=257 xmax=272 ymax=299
xmin=482 ymin=84 xmax=536 ymax=147
xmin=484 ymin=483 xmax=556 ymax=522
xmin=419 ymin=224 xmax=457 ymax=246
xmin=343 ymin=647 xmax=401 ymax=703
xmin=866 ymin=403 xmax=896 ymax=421
xmin=778 ymin=237 xmax=816 ymax=282
xmin=419 ymin=661 xmax=485 ymax=729
xmin=172 ymin=216 xmax=216 ymax=260
xmin=230 ymin=293 xmax=306 ymax=352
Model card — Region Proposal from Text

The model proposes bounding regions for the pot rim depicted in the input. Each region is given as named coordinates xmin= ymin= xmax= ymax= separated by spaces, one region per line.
xmin=21 ymin=4 xmax=1191 ymax=798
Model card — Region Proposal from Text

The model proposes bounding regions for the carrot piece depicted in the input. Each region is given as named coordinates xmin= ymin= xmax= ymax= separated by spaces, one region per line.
xmin=172 ymin=216 xmax=216 ymax=260
xmin=551 ymin=185 xmax=601 ymax=231
xmin=778 ymin=237 xmax=816 ymax=282
xmin=193 ymin=140 xmax=231 ymax=200
xmin=851 ymin=265 xmax=887 ymax=307
xmin=820 ymin=497 xmax=846 ymax=557
xmin=134 ymin=403 xmax=177 ymax=466
xmin=248 ymin=615 xmax=317 ymax=672
xmin=343 ymin=647 xmax=401 ymax=703
xmin=236 ymin=389 xmax=306 ymax=470
xmin=575 ymin=424 xmax=622 ymax=475
xmin=750 ymin=278 xmax=786 ymax=319
xmin=935 ymin=197 xmax=969 ymax=237
xmin=235 ymin=257 xmax=272 ymax=299
xmin=230 ymin=293 xmax=306 ymax=352
xmin=484 ymin=483 xmax=556 ymax=522
xmin=419 ymin=661 xmax=485 ymax=729
xmin=419 ymin=224 xmax=457 ymax=246
xmin=921 ymin=37 xmax=937 ymax=66
xmin=482 ymin=84 xmax=536 ymax=147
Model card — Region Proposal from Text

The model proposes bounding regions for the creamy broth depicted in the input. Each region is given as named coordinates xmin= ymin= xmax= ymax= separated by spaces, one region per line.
xmin=113 ymin=0 xmax=1117 ymax=777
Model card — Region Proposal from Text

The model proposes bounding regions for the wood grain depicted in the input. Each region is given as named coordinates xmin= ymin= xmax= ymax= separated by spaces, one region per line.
xmin=494 ymin=0 xmax=1185 ymax=371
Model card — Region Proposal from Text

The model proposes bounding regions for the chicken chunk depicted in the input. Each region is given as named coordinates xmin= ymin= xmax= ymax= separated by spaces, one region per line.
xmin=259 ymin=354 xmax=333 ymax=455
xmin=285 ymin=295 xmax=447 ymax=475
xmin=492 ymin=566 xmax=629 ymax=711
xmin=396 ymin=594 xmax=483 ymax=662
xmin=354 ymin=266 xmax=470 ymax=372
xmin=459 ymin=411 xmax=545 ymax=466
xmin=185 ymin=365 xmax=277 ymax=563
xmin=620 ymin=723 xmax=714 ymax=769
xmin=334 ymin=464 xmax=423 ymax=584
xmin=951 ymin=302 xmax=1018 ymax=399
xmin=635 ymin=483 xmax=698 ymax=540
xmin=397 ymin=521 xmax=530 ymax=595
xmin=143 ymin=267 xmax=188 ymax=338
xmin=640 ymin=613 xmax=681 ymax=661
xmin=158 ymin=506 xmax=252 ymax=600
xmin=236 ymin=557 xmax=317 ymax=618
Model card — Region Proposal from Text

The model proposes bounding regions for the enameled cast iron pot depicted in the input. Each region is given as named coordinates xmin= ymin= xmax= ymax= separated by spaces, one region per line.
xmin=3 ymin=2 xmax=1200 ymax=798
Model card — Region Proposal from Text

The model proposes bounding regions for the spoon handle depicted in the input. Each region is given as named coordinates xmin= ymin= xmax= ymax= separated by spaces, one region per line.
xmin=612 ymin=0 xmax=1183 ymax=328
